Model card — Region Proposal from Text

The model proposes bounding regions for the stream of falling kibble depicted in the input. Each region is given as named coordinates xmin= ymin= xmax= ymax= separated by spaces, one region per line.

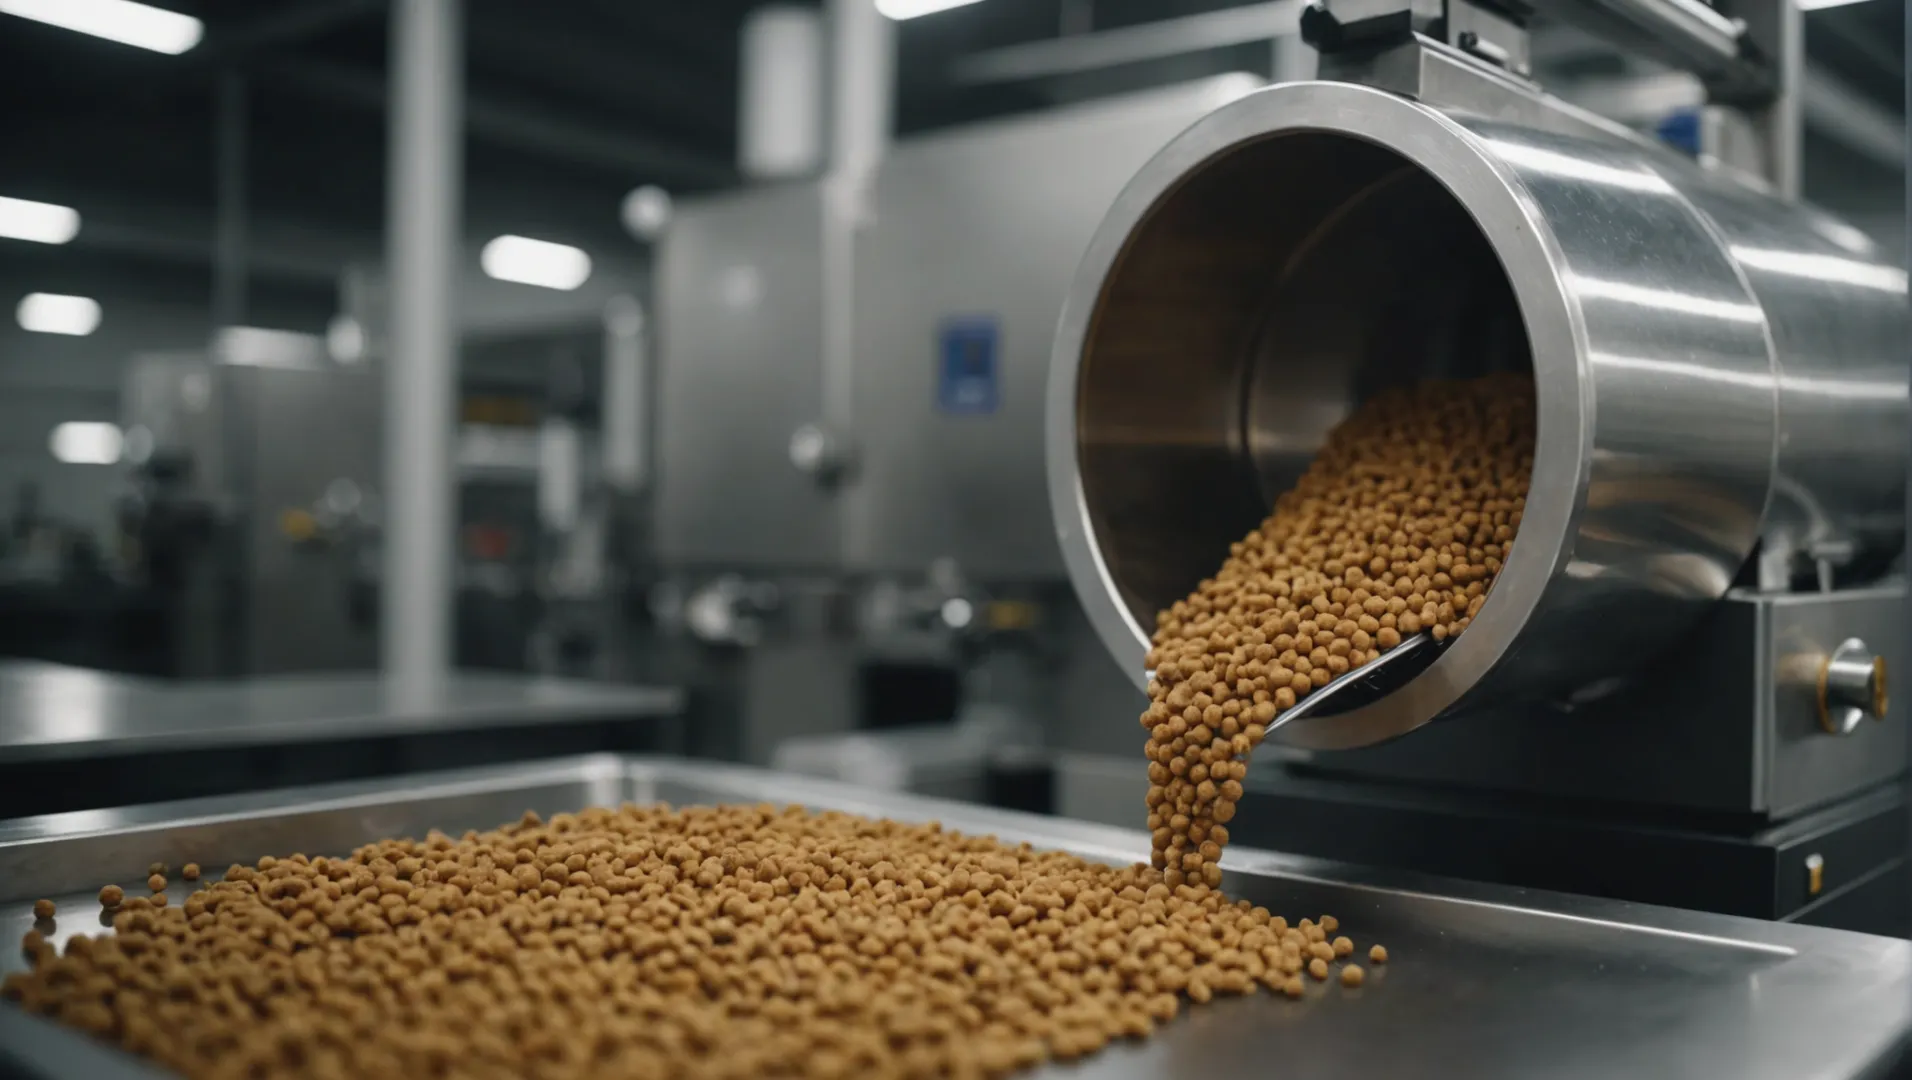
xmin=1142 ymin=375 xmax=1536 ymax=884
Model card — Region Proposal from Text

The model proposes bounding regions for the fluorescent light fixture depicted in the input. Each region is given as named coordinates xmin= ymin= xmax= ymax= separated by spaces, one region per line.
xmin=17 ymin=293 xmax=102 ymax=336
xmin=877 ymin=0 xmax=985 ymax=19
xmin=480 ymin=235 xmax=593 ymax=291
xmin=1797 ymin=0 xmax=1874 ymax=9
xmin=0 ymin=196 xmax=79 ymax=244
xmin=49 ymin=422 xmax=123 ymax=466
xmin=0 ymin=0 xmax=203 ymax=54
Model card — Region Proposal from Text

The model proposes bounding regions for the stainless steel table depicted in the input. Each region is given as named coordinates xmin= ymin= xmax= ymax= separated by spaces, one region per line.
xmin=0 ymin=662 xmax=684 ymax=765
xmin=2 ymin=755 xmax=1907 ymax=1079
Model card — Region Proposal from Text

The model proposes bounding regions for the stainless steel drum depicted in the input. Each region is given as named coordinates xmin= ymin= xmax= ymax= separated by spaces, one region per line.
xmin=1047 ymin=79 xmax=1907 ymax=750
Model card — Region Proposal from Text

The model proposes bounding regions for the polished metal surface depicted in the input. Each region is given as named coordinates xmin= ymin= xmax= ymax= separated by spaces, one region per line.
xmin=1048 ymin=76 xmax=1908 ymax=750
xmin=0 ymin=663 xmax=682 ymax=765
xmin=225 ymin=362 xmax=384 ymax=674
xmin=121 ymin=355 xmax=385 ymax=676
xmin=1298 ymin=585 xmax=1907 ymax=819
xmin=656 ymin=76 xmax=1250 ymax=579
xmin=655 ymin=181 xmax=841 ymax=571
xmin=848 ymin=78 xmax=1250 ymax=579
xmin=2 ymin=755 xmax=1908 ymax=1080
xmin=1821 ymin=638 xmax=1888 ymax=736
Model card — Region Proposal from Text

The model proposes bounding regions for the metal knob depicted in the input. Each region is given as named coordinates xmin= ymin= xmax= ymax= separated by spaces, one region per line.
xmin=1818 ymin=638 xmax=1888 ymax=735
xmin=789 ymin=423 xmax=854 ymax=488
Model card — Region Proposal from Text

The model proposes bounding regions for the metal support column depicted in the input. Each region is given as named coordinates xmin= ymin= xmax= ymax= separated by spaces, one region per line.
xmin=383 ymin=0 xmax=463 ymax=686
xmin=213 ymin=73 xmax=248 ymax=329
xmin=603 ymin=296 xmax=648 ymax=496
xmin=821 ymin=0 xmax=893 ymax=447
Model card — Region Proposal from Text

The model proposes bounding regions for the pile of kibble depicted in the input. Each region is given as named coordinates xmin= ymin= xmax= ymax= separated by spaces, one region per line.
xmin=1142 ymin=374 xmax=1535 ymax=883
xmin=9 ymin=803 xmax=1382 ymax=1080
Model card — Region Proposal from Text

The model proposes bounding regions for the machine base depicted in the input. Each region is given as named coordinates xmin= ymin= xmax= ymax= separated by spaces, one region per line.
xmin=1227 ymin=767 xmax=1909 ymax=936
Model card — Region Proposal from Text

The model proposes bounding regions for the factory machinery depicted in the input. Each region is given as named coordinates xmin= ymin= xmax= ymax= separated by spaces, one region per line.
xmin=3 ymin=1 xmax=1911 ymax=1075
xmin=658 ymin=0 xmax=1909 ymax=939
xmin=111 ymin=299 xmax=648 ymax=681
xmin=1047 ymin=0 xmax=1909 ymax=935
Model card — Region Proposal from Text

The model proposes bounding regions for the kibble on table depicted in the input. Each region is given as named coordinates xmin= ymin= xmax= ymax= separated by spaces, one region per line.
xmin=10 ymin=802 xmax=1389 ymax=1080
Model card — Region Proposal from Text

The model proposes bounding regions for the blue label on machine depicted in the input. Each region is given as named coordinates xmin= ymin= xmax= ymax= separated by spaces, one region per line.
xmin=1655 ymin=108 xmax=1702 ymax=157
xmin=937 ymin=318 xmax=1000 ymax=415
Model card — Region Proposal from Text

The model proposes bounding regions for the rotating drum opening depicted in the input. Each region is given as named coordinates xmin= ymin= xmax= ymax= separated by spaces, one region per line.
xmin=1076 ymin=131 xmax=1535 ymax=637
xmin=1067 ymin=122 xmax=1572 ymax=748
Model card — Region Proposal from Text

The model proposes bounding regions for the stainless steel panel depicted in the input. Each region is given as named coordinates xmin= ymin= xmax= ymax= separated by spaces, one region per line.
xmin=848 ymin=78 xmax=1250 ymax=580
xmin=1672 ymin=178 xmax=1909 ymax=574
xmin=119 ymin=354 xmax=220 ymax=489
xmin=1288 ymin=586 xmax=1905 ymax=818
xmin=1767 ymin=587 xmax=1906 ymax=818
xmin=224 ymin=364 xmax=381 ymax=674
xmin=655 ymin=183 xmax=840 ymax=571
xmin=2 ymin=756 xmax=1908 ymax=1080
xmin=0 ymin=665 xmax=684 ymax=765
xmin=1050 ymin=75 xmax=1905 ymax=751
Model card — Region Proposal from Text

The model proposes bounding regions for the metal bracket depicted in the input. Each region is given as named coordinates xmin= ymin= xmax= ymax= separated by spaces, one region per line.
xmin=1300 ymin=0 xmax=1797 ymax=196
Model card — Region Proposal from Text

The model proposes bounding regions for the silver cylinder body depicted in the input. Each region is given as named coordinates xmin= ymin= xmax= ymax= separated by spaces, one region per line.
xmin=1048 ymin=80 xmax=1907 ymax=750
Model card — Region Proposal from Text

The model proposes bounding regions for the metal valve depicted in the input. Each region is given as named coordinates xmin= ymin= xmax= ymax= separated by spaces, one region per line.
xmin=1818 ymin=638 xmax=1888 ymax=736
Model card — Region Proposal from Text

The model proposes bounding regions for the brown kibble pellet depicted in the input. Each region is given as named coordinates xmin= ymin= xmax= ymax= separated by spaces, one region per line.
xmin=97 ymin=886 xmax=122 ymax=909
xmin=1341 ymin=964 xmax=1366 ymax=988
xmin=1309 ymin=957 xmax=1330 ymax=981
xmin=1144 ymin=375 xmax=1532 ymax=894
xmin=181 ymin=863 xmax=200 ymax=881
xmin=31 ymin=899 xmax=54 ymax=919
xmin=146 ymin=862 xmax=166 ymax=878
xmin=1332 ymin=935 xmax=1354 ymax=958
xmin=1283 ymin=976 xmax=1305 ymax=998
xmin=1369 ymin=944 xmax=1389 ymax=964
xmin=146 ymin=874 xmax=166 ymax=892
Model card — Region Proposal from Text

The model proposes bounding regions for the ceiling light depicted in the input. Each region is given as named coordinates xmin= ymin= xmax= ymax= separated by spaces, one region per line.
xmin=877 ymin=0 xmax=985 ymax=19
xmin=0 ymin=196 xmax=80 ymax=244
xmin=1797 ymin=0 xmax=1875 ymax=8
xmin=480 ymin=235 xmax=593 ymax=291
xmin=49 ymin=422 xmax=123 ymax=466
xmin=0 ymin=0 xmax=203 ymax=54
xmin=17 ymin=293 xmax=102 ymax=336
